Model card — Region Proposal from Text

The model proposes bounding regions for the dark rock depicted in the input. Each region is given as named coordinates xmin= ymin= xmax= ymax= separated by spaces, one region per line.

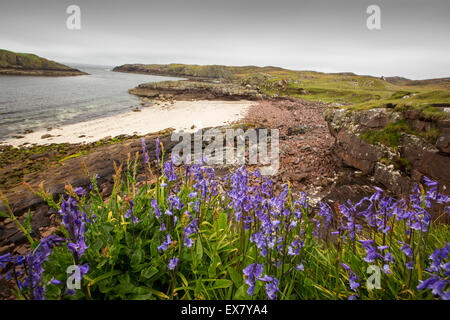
xmin=287 ymin=126 xmax=307 ymax=136
xmin=31 ymin=207 xmax=51 ymax=230
xmin=436 ymin=119 xmax=450 ymax=153
xmin=29 ymin=152 xmax=49 ymax=160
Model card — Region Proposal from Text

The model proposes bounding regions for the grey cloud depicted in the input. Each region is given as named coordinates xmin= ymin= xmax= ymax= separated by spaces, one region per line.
xmin=0 ymin=0 xmax=449 ymax=79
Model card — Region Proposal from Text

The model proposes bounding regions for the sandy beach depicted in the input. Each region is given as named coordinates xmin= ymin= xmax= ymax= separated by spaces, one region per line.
xmin=2 ymin=100 xmax=254 ymax=147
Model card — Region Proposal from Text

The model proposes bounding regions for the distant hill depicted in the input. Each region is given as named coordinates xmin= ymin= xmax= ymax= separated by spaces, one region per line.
xmin=0 ymin=49 xmax=87 ymax=76
xmin=385 ymin=76 xmax=450 ymax=90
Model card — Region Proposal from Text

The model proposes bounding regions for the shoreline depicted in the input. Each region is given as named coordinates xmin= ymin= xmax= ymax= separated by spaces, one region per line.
xmin=1 ymin=100 xmax=254 ymax=147
xmin=0 ymin=68 xmax=88 ymax=77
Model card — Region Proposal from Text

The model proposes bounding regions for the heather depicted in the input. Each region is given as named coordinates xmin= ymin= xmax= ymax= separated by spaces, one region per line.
xmin=0 ymin=139 xmax=449 ymax=300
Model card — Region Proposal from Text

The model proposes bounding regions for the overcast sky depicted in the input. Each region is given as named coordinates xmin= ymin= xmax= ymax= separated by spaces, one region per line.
xmin=1 ymin=0 xmax=449 ymax=79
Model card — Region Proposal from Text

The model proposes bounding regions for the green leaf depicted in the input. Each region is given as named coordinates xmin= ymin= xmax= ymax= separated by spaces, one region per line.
xmin=150 ymin=242 xmax=158 ymax=257
xmin=196 ymin=239 xmax=203 ymax=260
xmin=210 ymin=279 xmax=233 ymax=290
xmin=141 ymin=266 xmax=159 ymax=279
xmin=23 ymin=210 xmax=32 ymax=234
xmin=218 ymin=211 xmax=228 ymax=230
xmin=131 ymin=248 xmax=144 ymax=266
xmin=227 ymin=267 xmax=242 ymax=288
xmin=233 ymin=284 xmax=250 ymax=300
xmin=178 ymin=272 xmax=189 ymax=287
xmin=146 ymin=288 xmax=169 ymax=299
xmin=85 ymin=270 xmax=122 ymax=287
xmin=131 ymin=292 xmax=154 ymax=300
xmin=208 ymin=258 xmax=218 ymax=278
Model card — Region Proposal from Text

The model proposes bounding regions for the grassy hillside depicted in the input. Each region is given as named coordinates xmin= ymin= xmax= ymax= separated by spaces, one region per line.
xmin=0 ymin=49 xmax=86 ymax=75
xmin=115 ymin=63 xmax=450 ymax=119
xmin=231 ymin=66 xmax=450 ymax=116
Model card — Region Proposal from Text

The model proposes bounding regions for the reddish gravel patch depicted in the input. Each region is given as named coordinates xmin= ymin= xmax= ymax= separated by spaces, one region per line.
xmin=243 ymin=99 xmax=337 ymax=192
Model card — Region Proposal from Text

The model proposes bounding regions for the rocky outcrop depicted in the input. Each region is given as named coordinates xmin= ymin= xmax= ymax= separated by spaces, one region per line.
xmin=113 ymin=63 xmax=234 ymax=81
xmin=0 ymin=49 xmax=87 ymax=76
xmin=129 ymin=80 xmax=265 ymax=101
xmin=325 ymin=107 xmax=450 ymax=196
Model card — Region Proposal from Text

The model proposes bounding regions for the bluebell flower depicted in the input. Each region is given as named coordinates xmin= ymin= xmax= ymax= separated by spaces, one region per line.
xmin=398 ymin=242 xmax=413 ymax=257
xmin=158 ymin=234 xmax=172 ymax=252
xmin=151 ymin=198 xmax=161 ymax=219
xmin=243 ymin=263 xmax=263 ymax=297
xmin=423 ymin=176 xmax=438 ymax=187
xmin=142 ymin=137 xmax=149 ymax=164
xmin=258 ymin=275 xmax=279 ymax=300
xmin=168 ymin=257 xmax=179 ymax=270
xmin=124 ymin=200 xmax=134 ymax=219
xmin=341 ymin=263 xmax=360 ymax=296
xmin=73 ymin=187 xmax=86 ymax=197
xmin=0 ymin=253 xmax=11 ymax=269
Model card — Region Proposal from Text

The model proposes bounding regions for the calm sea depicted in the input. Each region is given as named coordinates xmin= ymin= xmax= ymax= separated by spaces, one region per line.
xmin=0 ymin=64 xmax=180 ymax=139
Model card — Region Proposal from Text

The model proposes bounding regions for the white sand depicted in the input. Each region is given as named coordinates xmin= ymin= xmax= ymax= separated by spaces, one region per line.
xmin=2 ymin=100 xmax=254 ymax=147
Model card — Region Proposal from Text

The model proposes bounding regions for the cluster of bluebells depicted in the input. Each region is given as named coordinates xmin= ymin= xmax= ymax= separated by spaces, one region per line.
xmin=242 ymin=263 xmax=263 ymax=297
xmin=242 ymin=263 xmax=280 ymax=300
xmin=0 ymin=187 xmax=92 ymax=299
xmin=153 ymin=155 xmax=222 ymax=271
xmin=52 ymin=187 xmax=90 ymax=294
xmin=224 ymin=166 xmax=306 ymax=299
xmin=124 ymin=200 xmax=138 ymax=224
xmin=142 ymin=137 xmax=149 ymax=164
xmin=224 ymin=165 xmax=449 ymax=299
xmin=309 ymin=176 xmax=449 ymax=298
xmin=59 ymin=187 xmax=90 ymax=260
xmin=0 ymin=235 xmax=64 ymax=300
xmin=417 ymin=243 xmax=450 ymax=300
xmin=341 ymin=263 xmax=360 ymax=300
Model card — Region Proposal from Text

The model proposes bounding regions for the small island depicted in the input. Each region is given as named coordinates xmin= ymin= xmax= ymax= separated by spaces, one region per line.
xmin=0 ymin=49 xmax=87 ymax=76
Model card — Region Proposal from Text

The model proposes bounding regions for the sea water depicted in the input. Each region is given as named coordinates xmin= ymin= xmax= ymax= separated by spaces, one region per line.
xmin=0 ymin=63 xmax=180 ymax=140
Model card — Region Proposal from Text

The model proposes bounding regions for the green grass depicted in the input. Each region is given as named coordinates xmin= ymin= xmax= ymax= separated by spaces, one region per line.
xmin=231 ymin=67 xmax=449 ymax=115
xmin=347 ymin=90 xmax=450 ymax=120
xmin=360 ymin=120 xmax=414 ymax=148
xmin=120 ymin=63 xmax=450 ymax=117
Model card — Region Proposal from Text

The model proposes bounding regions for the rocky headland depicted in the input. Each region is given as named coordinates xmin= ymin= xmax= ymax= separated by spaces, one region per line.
xmin=128 ymin=80 xmax=265 ymax=101
xmin=0 ymin=49 xmax=87 ymax=76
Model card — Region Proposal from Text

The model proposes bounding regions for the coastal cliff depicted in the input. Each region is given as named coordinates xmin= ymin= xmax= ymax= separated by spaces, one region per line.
xmin=0 ymin=49 xmax=87 ymax=76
